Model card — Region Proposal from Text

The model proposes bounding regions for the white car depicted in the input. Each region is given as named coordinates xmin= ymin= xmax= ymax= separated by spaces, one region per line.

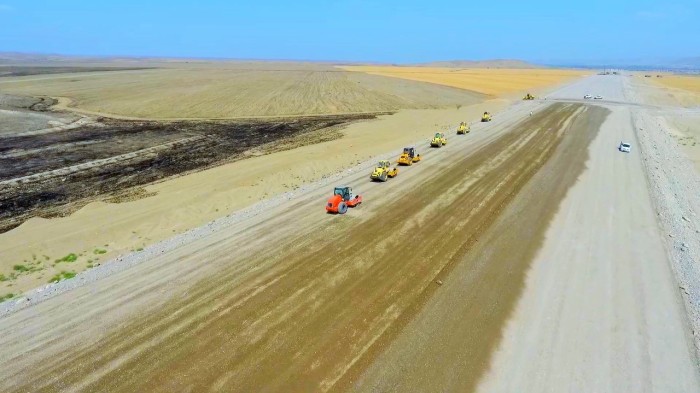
xmin=594 ymin=95 xmax=603 ymax=100
xmin=583 ymin=94 xmax=592 ymax=99
xmin=619 ymin=142 xmax=631 ymax=153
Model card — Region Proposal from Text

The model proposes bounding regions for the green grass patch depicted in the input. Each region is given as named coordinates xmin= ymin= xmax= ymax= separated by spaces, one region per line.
xmin=13 ymin=264 xmax=30 ymax=272
xmin=136 ymin=247 xmax=144 ymax=252
xmin=93 ymin=249 xmax=107 ymax=255
xmin=55 ymin=253 xmax=78 ymax=263
xmin=0 ymin=274 xmax=7 ymax=282
xmin=48 ymin=271 xmax=77 ymax=283
xmin=0 ymin=293 xmax=15 ymax=303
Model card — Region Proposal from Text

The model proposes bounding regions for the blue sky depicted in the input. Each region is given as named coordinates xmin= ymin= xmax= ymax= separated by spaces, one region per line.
xmin=0 ymin=1 xmax=697 ymax=64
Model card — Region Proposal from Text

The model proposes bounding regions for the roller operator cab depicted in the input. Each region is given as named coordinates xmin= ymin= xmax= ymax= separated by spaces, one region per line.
xmin=481 ymin=112 xmax=492 ymax=122
xmin=326 ymin=186 xmax=362 ymax=214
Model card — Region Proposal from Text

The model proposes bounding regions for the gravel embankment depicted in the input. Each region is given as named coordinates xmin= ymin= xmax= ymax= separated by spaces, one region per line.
xmin=633 ymin=108 xmax=700 ymax=354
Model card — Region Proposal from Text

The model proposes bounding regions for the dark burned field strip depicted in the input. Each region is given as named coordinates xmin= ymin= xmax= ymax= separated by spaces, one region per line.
xmin=0 ymin=114 xmax=374 ymax=233
xmin=0 ymin=66 xmax=155 ymax=78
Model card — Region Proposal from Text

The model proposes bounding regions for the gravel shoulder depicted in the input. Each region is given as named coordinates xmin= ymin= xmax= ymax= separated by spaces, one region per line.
xmin=624 ymin=76 xmax=700 ymax=357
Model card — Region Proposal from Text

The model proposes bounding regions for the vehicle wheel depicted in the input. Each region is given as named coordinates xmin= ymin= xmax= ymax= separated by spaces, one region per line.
xmin=338 ymin=202 xmax=348 ymax=214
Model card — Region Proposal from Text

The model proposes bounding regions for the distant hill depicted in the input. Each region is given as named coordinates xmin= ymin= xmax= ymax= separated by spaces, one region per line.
xmin=668 ymin=57 xmax=700 ymax=69
xmin=413 ymin=59 xmax=540 ymax=69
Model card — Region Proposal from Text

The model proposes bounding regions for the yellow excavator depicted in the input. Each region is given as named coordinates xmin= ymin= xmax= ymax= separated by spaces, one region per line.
xmin=398 ymin=147 xmax=421 ymax=165
xmin=430 ymin=132 xmax=447 ymax=147
xmin=457 ymin=122 xmax=470 ymax=134
xmin=481 ymin=112 xmax=492 ymax=122
xmin=523 ymin=93 xmax=535 ymax=100
xmin=370 ymin=160 xmax=399 ymax=182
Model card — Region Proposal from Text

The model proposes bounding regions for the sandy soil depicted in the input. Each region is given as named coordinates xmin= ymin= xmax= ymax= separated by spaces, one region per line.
xmin=475 ymin=75 xmax=700 ymax=392
xmin=340 ymin=66 xmax=589 ymax=97
xmin=0 ymin=98 xmax=509 ymax=295
xmin=0 ymin=101 xmax=587 ymax=392
xmin=0 ymin=64 xmax=484 ymax=119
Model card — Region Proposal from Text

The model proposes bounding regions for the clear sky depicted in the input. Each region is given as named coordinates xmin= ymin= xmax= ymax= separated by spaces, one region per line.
xmin=0 ymin=1 xmax=697 ymax=64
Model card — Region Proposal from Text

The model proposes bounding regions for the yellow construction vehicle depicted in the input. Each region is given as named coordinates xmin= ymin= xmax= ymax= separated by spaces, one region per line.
xmin=481 ymin=112 xmax=492 ymax=122
xmin=370 ymin=160 xmax=399 ymax=182
xmin=457 ymin=122 xmax=470 ymax=134
xmin=523 ymin=93 xmax=535 ymax=100
xmin=398 ymin=147 xmax=421 ymax=165
xmin=430 ymin=132 xmax=447 ymax=147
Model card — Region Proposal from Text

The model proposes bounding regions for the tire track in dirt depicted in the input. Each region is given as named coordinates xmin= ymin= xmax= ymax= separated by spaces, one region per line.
xmin=7 ymin=104 xmax=602 ymax=392
xmin=349 ymin=104 xmax=609 ymax=392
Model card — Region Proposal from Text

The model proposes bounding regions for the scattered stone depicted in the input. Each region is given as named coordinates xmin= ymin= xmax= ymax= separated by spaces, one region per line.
xmin=435 ymin=280 xmax=443 ymax=286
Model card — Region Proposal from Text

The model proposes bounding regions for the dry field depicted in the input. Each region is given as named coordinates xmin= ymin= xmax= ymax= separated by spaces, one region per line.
xmin=340 ymin=66 xmax=589 ymax=96
xmin=0 ymin=63 xmax=485 ymax=119
xmin=648 ymin=74 xmax=700 ymax=106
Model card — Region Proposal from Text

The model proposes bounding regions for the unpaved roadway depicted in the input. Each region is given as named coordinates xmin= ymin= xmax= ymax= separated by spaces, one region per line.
xmin=475 ymin=75 xmax=700 ymax=392
xmin=1 ymin=76 xmax=698 ymax=392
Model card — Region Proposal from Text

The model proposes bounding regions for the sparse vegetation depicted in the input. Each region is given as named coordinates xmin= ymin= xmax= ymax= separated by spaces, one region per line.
xmin=55 ymin=253 xmax=78 ymax=263
xmin=94 ymin=249 xmax=107 ymax=255
xmin=48 ymin=271 xmax=77 ymax=283
xmin=0 ymin=293 xmax=15 ymax=303
xmin=0 ymin=274 xmax=7 ymax=282
xmin=13 ymin=264 xmax=30 ymax=272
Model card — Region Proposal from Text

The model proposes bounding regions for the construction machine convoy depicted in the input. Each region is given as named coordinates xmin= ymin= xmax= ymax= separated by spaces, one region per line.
xmin=326 ymin=123 xmax=473 ymax=212
xmin=481 ymin=112 xmax=492 ymax=122
xmin=430 ymin=132 xmax=447 ymax=147
xmin=326 ymin=186 xmax=362 ymax=214
xmin=370 ymin=160 xmax=399 ymax=182
xmin=398 ymin=147 xmax=421 ymax=165
xmin=523 ymin=93 xmax=535 ymax=100
xmin=457 ymin=122 xmax=470 ymax=135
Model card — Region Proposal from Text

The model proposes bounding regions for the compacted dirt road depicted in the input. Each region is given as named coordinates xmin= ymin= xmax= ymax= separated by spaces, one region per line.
xmin=0 ymin=98 xmax=598 ymax=392
xmin=1 ymin=77 xmax=698 ymax=392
